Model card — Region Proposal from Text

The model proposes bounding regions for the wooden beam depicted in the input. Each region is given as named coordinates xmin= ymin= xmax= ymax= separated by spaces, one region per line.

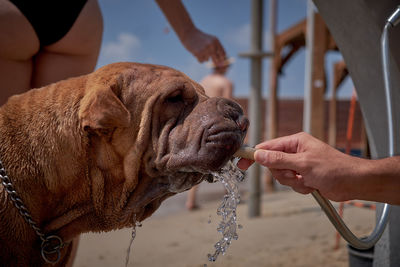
xmin=306 ymin=12 xmax=329 ymax=140
xmin=276 ymin=19 xmax=306 ymax=48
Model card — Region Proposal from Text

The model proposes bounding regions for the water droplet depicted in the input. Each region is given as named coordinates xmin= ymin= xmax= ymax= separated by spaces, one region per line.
xmin=125 ymin=214 xmax=141 ymax=267
xmin=206 ymin=160 xmax=245 ymax=262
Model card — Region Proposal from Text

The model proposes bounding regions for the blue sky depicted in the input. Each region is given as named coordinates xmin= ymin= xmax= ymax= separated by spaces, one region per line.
xmin=96 ymin=0 xmax=353 ymax=98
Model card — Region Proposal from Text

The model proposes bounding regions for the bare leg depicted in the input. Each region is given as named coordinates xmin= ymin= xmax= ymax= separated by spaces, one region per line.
xmin=66 ymin=237 xmax=80 ymax=267
xmin=0 ymin=0 xmax=40 ymax=105
xmin=0 ymin=0 xmax=102 ymax=105
xmin=186 ymin=185 xmax=199 ymax=210
xmin=32 ymin=0 xmax=103 ymax=88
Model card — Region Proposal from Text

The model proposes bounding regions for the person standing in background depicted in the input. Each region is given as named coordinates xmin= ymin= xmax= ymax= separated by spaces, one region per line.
xmin=186 ymin=58 xmax=234 ymax=210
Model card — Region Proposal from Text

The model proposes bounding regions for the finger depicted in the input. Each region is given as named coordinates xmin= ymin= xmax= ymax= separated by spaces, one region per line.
xmin=196 ymin=52 xmax=207 ymax=63
xmin=270 ymin=170 xmax=313 ymax=195
xmin=236 ymin=158 xmax=254 ymax=170
xmin=270 ymin=169 xmax=297 ymax=185
xmin=255 ymin=134 xmax=300 ymax=153
xmin=293 ymin=175 xmax=315 ymax=194
xmin=292 ymin=186 xmax=315 ymax=195
xmin=205 ymin=39 xmax=226 ymax=66
xmin=192 ymin=47 xmax=206 ymax=63
xmin=254 ymin=149 xmax=300 ymax=170
xmin=214 ymin=40 xmax=226 ymax=63
xmin=200 ymin=45 xmax=214 ymax=63
xmin=210 ymin=46 xmax=224 ymax=67
xmin=211 ymin=53 xmax=220 ymax=67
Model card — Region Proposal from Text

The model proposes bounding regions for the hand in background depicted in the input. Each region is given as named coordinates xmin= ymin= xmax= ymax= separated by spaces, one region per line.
xmin=181 ymin=28 xmax=226 ymax=65
xmin=156 ymin=0 xmax=227 ymax=66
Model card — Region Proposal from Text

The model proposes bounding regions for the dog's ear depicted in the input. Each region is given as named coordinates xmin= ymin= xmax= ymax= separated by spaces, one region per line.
xmin=79 ymin=86 xmax=131 ymax=132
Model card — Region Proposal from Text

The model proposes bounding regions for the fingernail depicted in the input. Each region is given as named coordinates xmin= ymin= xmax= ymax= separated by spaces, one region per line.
xmin=254 ymin=150 xmax=268 ymax=163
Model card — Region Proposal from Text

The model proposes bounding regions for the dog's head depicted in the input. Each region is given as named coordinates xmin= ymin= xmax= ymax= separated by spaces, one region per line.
xmin=79 ymin=62 xmax=248 ymax=228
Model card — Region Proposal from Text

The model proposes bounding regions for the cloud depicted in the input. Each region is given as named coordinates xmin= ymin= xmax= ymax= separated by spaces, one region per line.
xmin=224 ymin=23 xmax=250 ymax=49
xmin=223 ymin=23 xmax=272 ymax=51
xmin=101 ymin=32 xmax=141 ymax=62
xmin=178 ymin=58 xmax=209 ymax=82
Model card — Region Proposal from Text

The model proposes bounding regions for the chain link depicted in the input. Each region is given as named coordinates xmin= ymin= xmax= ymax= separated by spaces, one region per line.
xmin=0 ymin=159 xmax=66 ymax=264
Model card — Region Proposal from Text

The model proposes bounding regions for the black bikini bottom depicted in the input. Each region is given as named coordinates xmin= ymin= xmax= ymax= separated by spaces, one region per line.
xmin=9 ymin=0 xmax=88 ymax=46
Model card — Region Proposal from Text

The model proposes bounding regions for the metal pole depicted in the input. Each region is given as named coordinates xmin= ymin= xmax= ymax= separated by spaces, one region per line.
xmin=247 ymin=0 xmax=264 ymax=217
xmin=265 ymin=0 xmax=277 ymax=192
xmin=267 ymin=0 xmax=277 ymax=141
xmin=303 ymin=0 xmax=315 ymax=133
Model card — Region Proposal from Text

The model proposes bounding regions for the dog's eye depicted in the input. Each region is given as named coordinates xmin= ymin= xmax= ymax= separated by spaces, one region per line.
xmin=165 ymin=90 xmax=185 ymax=104
xmin=166 ymin=94 xmax=184 ymax=104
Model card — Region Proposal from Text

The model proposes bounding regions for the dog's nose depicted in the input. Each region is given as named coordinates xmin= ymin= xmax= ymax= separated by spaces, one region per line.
xmin=236 ymin=115 xmax=249 ymax=132
xmin=216 ymin=98 xmax=249 ymax=132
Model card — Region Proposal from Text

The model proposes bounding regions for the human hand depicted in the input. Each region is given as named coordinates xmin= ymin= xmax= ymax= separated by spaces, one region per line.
xmin=237 ymin=132 xmax=362 ymax=201
xmin=182 ymin=28 xmax=226 ymax=66
xmin=155 ymin=0 xmax=226 ymax=66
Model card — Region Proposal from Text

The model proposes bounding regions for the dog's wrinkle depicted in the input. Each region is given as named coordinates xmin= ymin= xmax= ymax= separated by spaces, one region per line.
xmin=128 ymin=180 xmax=169 ymax=213
xmin=167 ymin=172 xmax=205 ymax=193
xmin=206 ymin=121 xmax=238 ymax=137
xmin=157 ymin=118 xmax=177 ymax=157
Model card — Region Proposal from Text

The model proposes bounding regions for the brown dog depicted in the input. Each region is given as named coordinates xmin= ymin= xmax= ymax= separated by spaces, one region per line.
xmin=0 ymin=62 xmax=248 ymax=266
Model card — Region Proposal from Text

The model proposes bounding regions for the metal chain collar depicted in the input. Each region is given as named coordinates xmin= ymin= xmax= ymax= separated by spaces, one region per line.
xmin=0 ymin=159 xmax=67 ymax=264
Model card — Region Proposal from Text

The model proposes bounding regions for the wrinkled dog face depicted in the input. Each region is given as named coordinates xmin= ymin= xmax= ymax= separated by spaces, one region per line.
xmin=142 ymin=70 xmax=248 ymax=194
xmin=80 ymin=62 xmax=248 ymax=225
xmin=156 ymin=93 xmax=248 ymax=192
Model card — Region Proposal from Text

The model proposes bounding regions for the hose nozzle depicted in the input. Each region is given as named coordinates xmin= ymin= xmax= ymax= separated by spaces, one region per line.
xmin=233 ymin=146 xmax=256 ymax=160
xmin=387 ymin=6 xmax=400 ymax=27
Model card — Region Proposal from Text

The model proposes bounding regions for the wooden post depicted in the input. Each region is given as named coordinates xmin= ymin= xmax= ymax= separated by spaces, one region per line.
xmin=328 ymin=61 xmax=348 ymax=147
xmin=310 ymin=13 xmax=327 ymax=139
xmin=303 ymin=3 xmax=328 ymax=140
xmin=328 ymin=84 xmax=337 ymax=147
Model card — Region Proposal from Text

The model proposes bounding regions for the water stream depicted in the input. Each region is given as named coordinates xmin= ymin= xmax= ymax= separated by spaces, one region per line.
xmin=207 ymin=159 xmax=245 ymax=262
xmin=125 ymin=216 xmax=142 ymax=267
xmin=123 ymin=159 xmax=244 ymax=266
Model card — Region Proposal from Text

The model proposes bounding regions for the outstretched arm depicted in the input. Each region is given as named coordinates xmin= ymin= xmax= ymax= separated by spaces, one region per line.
xmin=155 ymin=0 xmax=226 ymax=65
xmin=238 ymin=132 xmax=400 ymax=205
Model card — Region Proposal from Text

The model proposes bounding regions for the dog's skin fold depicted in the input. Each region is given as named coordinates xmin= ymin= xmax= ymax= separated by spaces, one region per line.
xmin=0 ymin=62 xmax=248 ymax=266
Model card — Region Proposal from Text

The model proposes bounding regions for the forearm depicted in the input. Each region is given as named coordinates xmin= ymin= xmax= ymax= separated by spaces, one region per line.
xmin=155 ymin=0 xmax=196 ymax=42
xmin=351 ymin=156 xmax=400 ymax=205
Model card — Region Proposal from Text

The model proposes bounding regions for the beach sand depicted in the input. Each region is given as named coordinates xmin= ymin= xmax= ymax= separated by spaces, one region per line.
xmin=73 ymin=182 xmax=375 ymax=267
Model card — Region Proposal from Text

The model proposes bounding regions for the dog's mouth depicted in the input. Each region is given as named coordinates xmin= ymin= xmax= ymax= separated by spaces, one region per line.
xmin=161 ymin=101 xmax=249 ymax=175
xmin=205 ymin=125 xmax=244 ymax=152
xmin=162 ymin=127 xmax=246 ymax=174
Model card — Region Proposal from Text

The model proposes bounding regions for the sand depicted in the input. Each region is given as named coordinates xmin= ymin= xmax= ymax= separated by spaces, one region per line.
xmin=73 ymin=182 xmax=375 ymax=267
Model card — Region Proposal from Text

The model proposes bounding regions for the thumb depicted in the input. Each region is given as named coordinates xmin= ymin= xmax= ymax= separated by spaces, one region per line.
xmin=254 ymin=149 xmax=299 ymax=171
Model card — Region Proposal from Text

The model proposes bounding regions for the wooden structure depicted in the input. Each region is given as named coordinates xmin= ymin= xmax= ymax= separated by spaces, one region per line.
xmin=328 ymin=61 xmax=349 ymax=147
xmin=265 ymin=14 xmax=338 ymax=190
xmin=268 ymin=14 xmax=337 ymax=141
